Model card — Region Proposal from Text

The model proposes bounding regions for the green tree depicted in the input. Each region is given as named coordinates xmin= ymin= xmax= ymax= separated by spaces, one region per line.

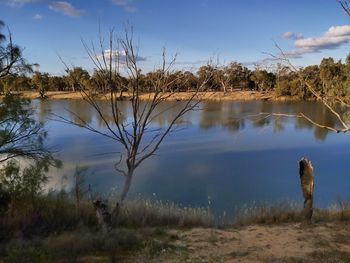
xmin=301 ymin=65 xmax=321 ymax=98
xmin=0 ymin=158 xmax=52 ymax=210
xmin=65 ymin=67 xmax=90 ymax=92
xmin=48 ymin=75 xmax=66 ymax=91
xmin=0 ymin=21 xmax=34 ymax=79
xmin=319 ymin=58 xmax=346 ymax=97
xmin=182 ymin=71 xmax=198 ymax=91
xmin=225 ymin=62 xmax=253 ymax=91
xmin=0 ymin=94 xmax=57 ymax=163
xmin=250 ymin=68 xmax=275 ymax=91
xmin=197 ymin=65 xmax=221 ymax=91
xmin=31 ymin=71 xmax=49 ymax=99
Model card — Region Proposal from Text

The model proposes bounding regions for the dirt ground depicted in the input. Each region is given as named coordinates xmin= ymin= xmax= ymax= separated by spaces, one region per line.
xmin=12 ymin=90 xmax=298 ymax=102
xmin=145 ymin=222 xmax=350 ymax=263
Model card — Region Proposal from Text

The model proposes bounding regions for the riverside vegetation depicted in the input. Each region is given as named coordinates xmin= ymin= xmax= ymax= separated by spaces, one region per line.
xmin=3 ymin=3 xmax=350 ymax=260
xmin=2 ymin=55 xmax=350 ymax=102
xmin=2 ymin=166 xmax=350 ymax=262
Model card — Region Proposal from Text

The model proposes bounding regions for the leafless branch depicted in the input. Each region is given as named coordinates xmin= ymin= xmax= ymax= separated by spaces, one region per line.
xmin=263 ymin=43 xmax=350 ymax=133
xmin=58 ymin=25 xmax=213 ymax=204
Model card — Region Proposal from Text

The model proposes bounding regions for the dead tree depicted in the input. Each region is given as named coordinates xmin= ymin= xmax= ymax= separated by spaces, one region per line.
xmin=299 ymin=158 xmax=314 ymax=223
xmin=338 ymin=0 xmax=350 ymax=16
xmin=56 ymin=26 xmax=211 ymax=206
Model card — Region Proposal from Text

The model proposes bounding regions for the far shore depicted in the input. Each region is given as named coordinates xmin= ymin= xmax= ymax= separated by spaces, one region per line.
xmin=7 ymin=90 xmax=304 ymax=102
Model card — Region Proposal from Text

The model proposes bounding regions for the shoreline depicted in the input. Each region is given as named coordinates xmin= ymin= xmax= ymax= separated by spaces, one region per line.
xmin=9 ymin=90 xmax=303 ymax=102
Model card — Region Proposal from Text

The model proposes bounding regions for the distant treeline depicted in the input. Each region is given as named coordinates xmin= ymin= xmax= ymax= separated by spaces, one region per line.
xmin=1 ymin=55 xmax=350 ymax=99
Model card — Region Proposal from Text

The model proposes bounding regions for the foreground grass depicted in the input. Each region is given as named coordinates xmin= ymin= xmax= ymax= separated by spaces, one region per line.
xmin=2 ymin=195 xmax=350 ymax=262
xmin=0 ymin=194 xmax=212 ymax=262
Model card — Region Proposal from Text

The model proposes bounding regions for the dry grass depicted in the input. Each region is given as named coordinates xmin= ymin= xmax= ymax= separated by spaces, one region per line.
xmin=116 ymin=198 xmax=213 ymax=228
xmin=233 ymin=200 xmax=350 ymax=226
xmin=233 ymin=201 xmax=302 ymax=226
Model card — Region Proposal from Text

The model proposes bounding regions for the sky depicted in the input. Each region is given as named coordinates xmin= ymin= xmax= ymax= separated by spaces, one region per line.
xmin=0 ymin=0 xmax=350 ymax=75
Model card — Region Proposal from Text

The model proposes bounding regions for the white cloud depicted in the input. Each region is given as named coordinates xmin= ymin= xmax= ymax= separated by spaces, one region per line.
xmin=282 ymin=32 xmax=294 ymax=39
xmin=7 ymin=0 xmax=41 ymax=7
xmin=98 ymin=49 xmax=146 ymax=64
xmin=283 ymin=25 xmax=350 ymax=58
xmin=33 ymin=13 xmax=43 ymax=20
xmin=48 ymin=1 xmax=84 ymax=17
xmin=281 ymin=31 xmax=304 ymax=40
xmin=112 ymin=0 xmax=137 ymax=13
xmin=325 ymin=25 xmax=350 ymax=37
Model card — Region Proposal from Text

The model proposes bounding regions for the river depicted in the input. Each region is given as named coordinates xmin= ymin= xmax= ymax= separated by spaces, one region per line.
xmin=33 ymin=99 xmax=350 ymax=215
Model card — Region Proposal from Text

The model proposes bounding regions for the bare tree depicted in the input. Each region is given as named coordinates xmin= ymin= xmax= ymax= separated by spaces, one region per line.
xmin=56 ymin=27 xmax=211 ymax=204
xmin=338 ymin=0 xmax=350 ymax=16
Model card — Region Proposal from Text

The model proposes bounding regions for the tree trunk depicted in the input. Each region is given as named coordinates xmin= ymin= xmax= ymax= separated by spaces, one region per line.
xmin=299 ymin=158 xmax=314 ymax=223
xmin=120 ymin=171 xmax=133 ymax=202
xmin=221 ymin=81 xmax=226 ymax=93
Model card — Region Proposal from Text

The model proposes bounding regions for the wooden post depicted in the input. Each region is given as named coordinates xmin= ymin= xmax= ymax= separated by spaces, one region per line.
xmin=88 ymin=185 xmax=111 ymax=233
xmin=93 ymin=199 xmax=112 ymax=233
xmin=299 ymin=158 xmax=314 ymax=223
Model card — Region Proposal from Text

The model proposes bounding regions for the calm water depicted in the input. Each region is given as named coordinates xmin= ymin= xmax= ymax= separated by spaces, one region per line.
xmin=34 ymin=99 xmax=350 ymax=215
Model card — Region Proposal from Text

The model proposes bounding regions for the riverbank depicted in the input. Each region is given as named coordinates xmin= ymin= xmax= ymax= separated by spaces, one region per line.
xmin=2 ymin=196 xmax=350 ymax=262
xmin=3 ymin=223 xmax=350 ymax=262
xmin=12 ymin=90 xmax=300 ymax=101
xmin=160 ymin=223 xmax=350 ymax=262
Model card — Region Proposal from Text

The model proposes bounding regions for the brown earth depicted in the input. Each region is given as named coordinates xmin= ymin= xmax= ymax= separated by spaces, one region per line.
xmin=10 ymin=90 xmax=300 ymax=102
xmin=165 ymin=223 xmax=350 ymax=262
xmin=71 ymin=222 xmax=350 ymax=263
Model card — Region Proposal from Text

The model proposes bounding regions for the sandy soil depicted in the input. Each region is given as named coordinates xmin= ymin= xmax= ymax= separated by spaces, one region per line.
xmin=11 ymin=90 xmax=298 ymax=102
xmin=152 ymin=222 xmax=350 ymax=263
xmin=76 ymin=222 xmax=350 ymax=262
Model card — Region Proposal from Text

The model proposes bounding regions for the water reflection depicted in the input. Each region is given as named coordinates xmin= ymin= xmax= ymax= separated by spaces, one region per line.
xmin=34 ymin=99 xmax=350 ymax=215
xmin=36 ymin=100 xmax=347 ymax=141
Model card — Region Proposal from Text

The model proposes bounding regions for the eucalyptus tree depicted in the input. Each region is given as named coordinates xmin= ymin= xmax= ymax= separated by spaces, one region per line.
xmin=225 ymin=62 xmax=252 ymax=91
xmin=250 ymin=67 xmax=275 ymax=91
xmin=48 ymin=75 xmax=66 ymax=91
xmin=0 ymin=21 xmax=58 ymax=165
xmin=0 ymin=21 xmax=34 ymax=79
xmin=31 ymin=71 xmax=50 ymax=99
xmin=197 ymin=64 xmax=221 ymax=91
xmin=65 ymin=67 xmax=90 ymax=92
xmin=182 ymin=71 xmax=198 ymax=91
xmin=0 ymin=94 xmax=58 ymax=164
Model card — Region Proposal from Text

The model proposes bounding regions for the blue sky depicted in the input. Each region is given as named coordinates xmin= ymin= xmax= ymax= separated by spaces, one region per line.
xmin=1 ymin=0 xmax=350 ymax=75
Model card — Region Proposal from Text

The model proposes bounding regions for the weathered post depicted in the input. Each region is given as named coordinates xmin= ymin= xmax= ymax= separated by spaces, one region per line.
xmin=299 ymin=158 xmax=314 ymax=223
xmin=93 ymin=199 xmax=112 ymax=233
xmin=88 ymin=185 xmax=111 ymax=233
